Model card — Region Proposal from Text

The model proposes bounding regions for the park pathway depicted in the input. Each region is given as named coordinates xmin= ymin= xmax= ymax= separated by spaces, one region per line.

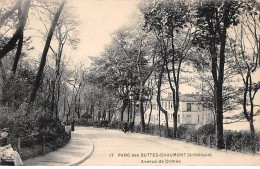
xmin=23 ymin=127 xmax=93 ymax=166
xmin=80 ymin=127 xmax=260 ymax=166
xmin=22 ymin=126 xmax=260 ymax=166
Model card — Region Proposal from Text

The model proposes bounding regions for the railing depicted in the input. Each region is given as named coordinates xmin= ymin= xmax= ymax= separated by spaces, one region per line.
xmin=131 ymin=125 xmax=260 ymax=155
xmin=8 ymin=132 xmax=71 ymax=160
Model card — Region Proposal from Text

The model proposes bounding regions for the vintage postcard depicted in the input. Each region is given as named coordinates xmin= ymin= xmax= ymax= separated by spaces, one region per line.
xmin=0 ymin=0 xmax=259 ymax=166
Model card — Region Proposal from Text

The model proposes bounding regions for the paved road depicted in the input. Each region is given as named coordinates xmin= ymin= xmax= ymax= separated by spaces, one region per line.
xmin=23 ymin=128 xmax=93 ymax=166
xmin=80 ymin=127 xmax=260 ymax=166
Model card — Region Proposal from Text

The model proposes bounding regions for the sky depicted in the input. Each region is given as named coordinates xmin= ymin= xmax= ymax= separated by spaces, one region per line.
xmin=68 ymin=0 xmax=140 ymax=67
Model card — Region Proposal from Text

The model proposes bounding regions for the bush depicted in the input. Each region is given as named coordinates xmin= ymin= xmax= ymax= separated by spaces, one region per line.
xmin=76 ymin=118 xmax=93 ymax=126
xmin=100 ymin=120 xmax=109 ymax=127
xmin=109 ymin=121 xmax=122 ymax=129
xmin=197 ymin=124 xmax=215 ymax=145
xmin=224 ymin=131 xmax=259 ymax=152
xmin=197 ymin=123 xmax=215 ymax=135
xmin=176 ymin=125 xmax=188 ymax=139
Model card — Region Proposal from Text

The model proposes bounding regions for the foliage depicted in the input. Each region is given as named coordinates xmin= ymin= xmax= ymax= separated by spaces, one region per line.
xmin=3 ymin=62 xmax=36 ymax=109
xmin=139 ymin=0 xmax=189 ymax=36
xmin=193 ymin=0 xmax=242 ymax=48
xmin=176 ymin=125 xmax=188 ymax=138
xmin=197 ymin=123 xmax=215 ymax=144
xmin=224 ymin=131 xmax=260 ymax=152
xmin=108 ymin=121 xmax=120 ymax=129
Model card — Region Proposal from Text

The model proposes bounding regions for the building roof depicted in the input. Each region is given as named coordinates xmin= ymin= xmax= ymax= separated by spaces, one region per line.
xmin=162 ymin=93 xmax=201 ymax=102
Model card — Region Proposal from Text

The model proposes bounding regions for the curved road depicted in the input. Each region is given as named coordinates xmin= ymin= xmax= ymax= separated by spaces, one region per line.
xmin=78 ymin=127 xmax=259 ymax=166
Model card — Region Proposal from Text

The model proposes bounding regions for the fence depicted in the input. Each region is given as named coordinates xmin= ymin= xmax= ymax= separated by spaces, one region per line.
xmin=8 ymin=132 xmax=71 ymax=160
xmin=130 ymin=124 xmax=260 ymax=155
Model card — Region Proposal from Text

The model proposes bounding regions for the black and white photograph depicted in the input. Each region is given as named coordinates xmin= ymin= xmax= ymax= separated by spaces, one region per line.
xmin=0 ymin=0 xmax=260 ymax=166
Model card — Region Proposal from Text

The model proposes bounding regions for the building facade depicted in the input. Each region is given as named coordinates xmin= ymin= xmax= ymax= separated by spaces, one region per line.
xmin=144 ymin=93 xmax=214 ymax=129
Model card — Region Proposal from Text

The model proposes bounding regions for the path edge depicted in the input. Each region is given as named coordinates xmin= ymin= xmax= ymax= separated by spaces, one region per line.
xmin=67 ymin=137 xmax=95 ymax=166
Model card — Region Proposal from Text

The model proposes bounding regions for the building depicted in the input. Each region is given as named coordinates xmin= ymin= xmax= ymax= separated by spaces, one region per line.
xmin=144 ymin=93 xmax=214 ymax=129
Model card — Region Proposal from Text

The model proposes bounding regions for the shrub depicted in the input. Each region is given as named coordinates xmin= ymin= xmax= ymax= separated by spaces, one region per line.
xmin=100 ymin=120 xmax=109 ymax=127
xmin=108 ymin=121 xmax=120 ymax=129
xmin=176 ymin=125 xmax=188 ymax=139
xmin=224 ymin=131 xmax=259 ymax=152
xmin=197 ymin=123 xmax=215 ymax=145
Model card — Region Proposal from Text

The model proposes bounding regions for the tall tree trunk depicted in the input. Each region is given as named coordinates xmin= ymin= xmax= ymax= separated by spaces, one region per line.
xmin=91 ymin=103 xmax=94 ymax=125
xmin=52 ymin=42 xmax=64 ymax=119
xmin=147 ymin=101 xmax=152 ymax=125
xmin=108 ymin=104 xmax=111 ymax=123
xmin=55 ymin=81 xmax=61 ymax=120
xmin=132 ymin=100 xmax=136 ymax=124
xmin=127 ymin=99 xmax=130 ymax=122
xmin=0 ymin=62 xmax=4 ymax=128
xmin=63 ymin=94 xmax=66 ymax=116
xmin=214 ymin=21 xmax=228 ymax=149
xmin=12 ymin=32 xmax=23 ymax=73
xmin=249 ymin=118 xmax=255 ymax=152
xmin=29 ymin=1 xmax=65 ymax=106
xmin=156 ymin=66 xmax=169 ymax=137
xmin=215 ymin=83 xmax=224 ymax=149
xmin=173 ymin=102 xmax=178 ymax=138
xmin=139 ymin=87 xmax=146 ymax=133
xmin=158 ymin=108 xmax=161 ymax=137
xmin=249 ymin=120 xmax=255 ymax=138
xmin=12 ymin=3 xmax=24 ymax=73
xmin=50 ymin=80 xmax=55 ymax=113
xmin=120 ymin=99 xmax=128 ymax=121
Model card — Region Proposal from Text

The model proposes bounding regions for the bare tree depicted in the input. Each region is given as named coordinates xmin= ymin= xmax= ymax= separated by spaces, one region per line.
xmin=29 ymin=0 xmax=65 ymax=106
xmin=230 ymin=2 xmax=260 ymax=146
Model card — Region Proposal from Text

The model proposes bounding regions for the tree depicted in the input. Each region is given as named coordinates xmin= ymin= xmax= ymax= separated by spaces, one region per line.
xmin=229 ymin=1 xmax=260 ymax=146
xmin=193 ymin=0 xmax=242 ymax=149
xmin=0 ymin=0 xmax=32 ymax=127
xmin=188 ymin=47 xmax=241 ymax=124
xmin=113 ymin=26 xmax=156 ymax=132
xmin=139 ymin=0 xmax=193 ymax=138
xmin=29 ymin=0 xmax=65 ymax=107
xmin=87 ymin=38 xmax=138 ymax=123
xmin=40 ymin=3 xmax=79 ymax=119
xmin=67 ymin=64 xmax=86 ymax=120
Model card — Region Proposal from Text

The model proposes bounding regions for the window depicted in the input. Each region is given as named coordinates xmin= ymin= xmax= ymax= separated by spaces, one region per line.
xmin=171 ymin=113 xmax=173 ymax=120
xmin=198 ymin=115 xmax=200 ymax=122
xmin=187 ymin=103 xmax=191 ymax=111
xmin=165 ymin=102 xmax=167 ymax=109
xmin=202 ymin=114 xmax=204 ymax=121
xmin=169 ymin=102 xmax=171 ymax=109
xmin=178 ymin=115 xmax=180 ymax=123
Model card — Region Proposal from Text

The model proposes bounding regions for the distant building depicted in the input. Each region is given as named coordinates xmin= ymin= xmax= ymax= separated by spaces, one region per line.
xmin=144 ymin=93 xmax=214 ymax=129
